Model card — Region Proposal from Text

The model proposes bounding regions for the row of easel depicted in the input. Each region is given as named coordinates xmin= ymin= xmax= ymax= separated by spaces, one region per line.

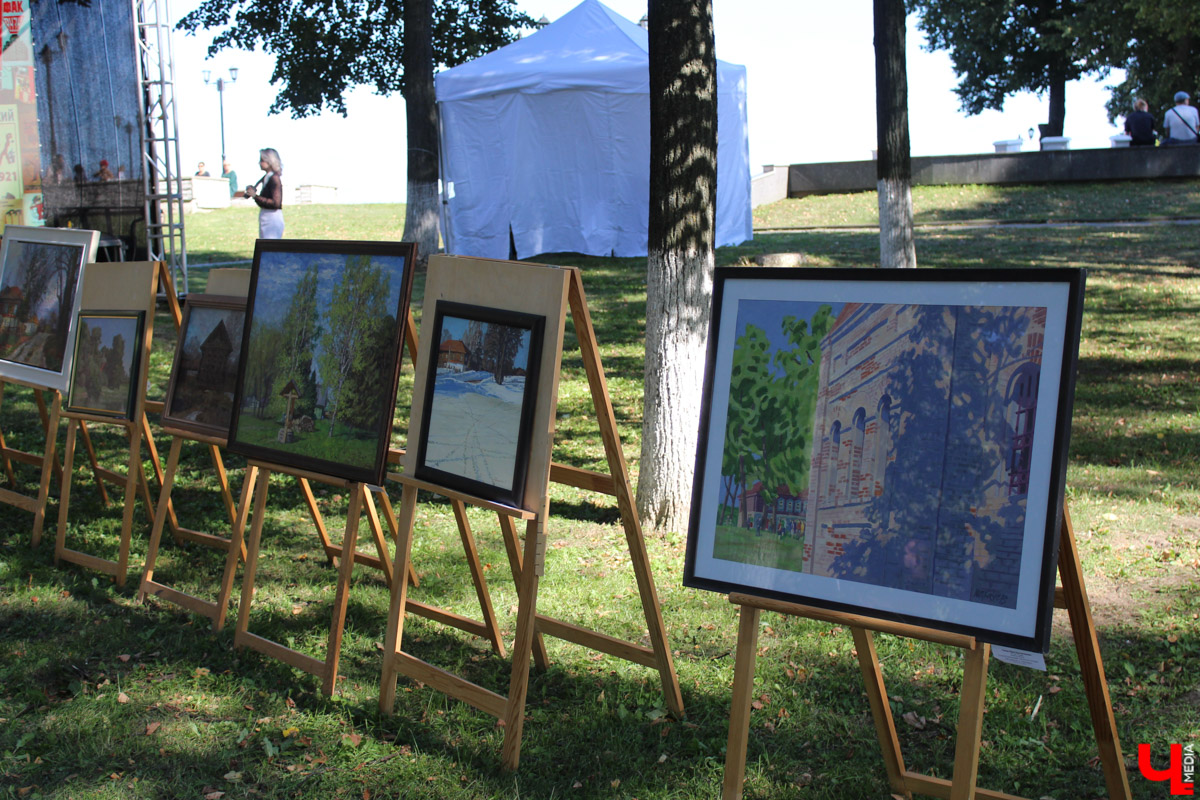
xmin=4 ymin=259 xmax=1133 ymax=797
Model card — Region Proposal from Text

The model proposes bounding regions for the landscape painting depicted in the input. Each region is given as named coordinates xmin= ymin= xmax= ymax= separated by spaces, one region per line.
xmin=0 ymin=226 xmax=98 ymax=390
xmin=415 ymin=301 xmax=544 ymax=507
xmin=162 ymin=295 xmax=246 ymax=438
xmin=686 ymin=268 xmax=1084 ymax=651
xmin=228 ymin=240 xmax=415 ymax=484
xmin=65 ymin=311 xmax=143 ymax=420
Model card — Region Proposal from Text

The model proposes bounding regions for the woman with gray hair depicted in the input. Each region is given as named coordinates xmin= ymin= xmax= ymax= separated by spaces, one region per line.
xmin=244 ymin=147 xmax=285 ymax=238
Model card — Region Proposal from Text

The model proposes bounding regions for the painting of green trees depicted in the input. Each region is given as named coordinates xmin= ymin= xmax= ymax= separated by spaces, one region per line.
xmin=65 ymin=312 xmax=142 ymax=419
xmin=712 ymin=301 xmax=834 ymax=567
xmin=229 ymin=242 xmax=413 ymax=483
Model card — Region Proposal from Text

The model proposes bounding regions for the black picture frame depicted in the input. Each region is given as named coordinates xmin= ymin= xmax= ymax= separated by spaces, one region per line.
xmin=227 ymin=239 xmax=416 ymax=485
xmin=161 ymin=294 xmax=247 ymax=438
xmin=684 ymin=267 xmax=1086 ymax=653
xmin=65 ymin=310 xmax=145 ymax=421
xmin=413 ymin=301 xmax=545 ymax=508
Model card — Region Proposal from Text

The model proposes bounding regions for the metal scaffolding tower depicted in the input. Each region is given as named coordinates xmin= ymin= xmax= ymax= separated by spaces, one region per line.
xmin=133 ymin=0 xmax=187 ymax=294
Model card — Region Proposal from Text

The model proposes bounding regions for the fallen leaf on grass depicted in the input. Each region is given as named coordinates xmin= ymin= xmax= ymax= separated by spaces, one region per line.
xmin=118 ymin=654 xmax=131 ymax=662
xmin=223 ymin=771 xmax=242 ymax=782
xmin=902 ymin=711 xmax=926 ymax=730
xmin=204 ymin=792 xmax=225 ymax=800
xmin=117 ymin=692 xmax=130 ymax=704
xmin=343 ymin=732 xmax=362 ymax=747
xmin=610 ymin=779 xmax=620 ymax=788
xmin=145 ymin=722 xmax=161 ymax=735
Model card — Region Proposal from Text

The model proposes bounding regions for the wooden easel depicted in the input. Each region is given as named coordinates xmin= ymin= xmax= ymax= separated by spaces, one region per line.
xmin=379 ymin=260 xmax=684 ymax=770
xmin=54 ymin=262 xmax=159 ymax=588
xmin=721 ymin=503 xmax=1131 ymax=800
xmin=0 ymin=377 xmax=64 ymax=545
xmin=231 ymin=461 xmax=408 ymax=695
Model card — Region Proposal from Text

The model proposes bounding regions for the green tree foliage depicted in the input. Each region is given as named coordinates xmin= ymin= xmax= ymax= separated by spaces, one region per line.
xmin=1080 ymin=0 xmax=1200 ymax=121
xmin=908 ymin=0 xmax=1098 ymax=136
xmin=337 ymin=313 xmax=398 ymax=432
xmin=319 ymin=256 xmax=389 ymax=437
xmin=278 ymin=264 xmax=320 ymax=416
xmin=103 ymin=332 xmax=128 ymax=389
xmin=176 ymin=0 xmax=533 ymax=117
xmin=482 ymin=323 xmax=523 ymax=385
xmin=722 ymin=306 xmax=833 ymax=530
xmin=243 ymin=323 xmax=285 ymax=418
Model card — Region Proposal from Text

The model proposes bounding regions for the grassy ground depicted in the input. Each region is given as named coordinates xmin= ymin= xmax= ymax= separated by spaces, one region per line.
xmin=1 ymin=181 xmax=1198 ymax=799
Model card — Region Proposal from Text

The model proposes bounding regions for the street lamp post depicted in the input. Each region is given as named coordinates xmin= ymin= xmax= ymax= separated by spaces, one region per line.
xmin=202 ymin=67 xmax=238 ymax=161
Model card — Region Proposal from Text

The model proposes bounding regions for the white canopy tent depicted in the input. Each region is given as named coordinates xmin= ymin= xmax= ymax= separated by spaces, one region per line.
xmin=435 ymin=0 xmax=752 ymax=260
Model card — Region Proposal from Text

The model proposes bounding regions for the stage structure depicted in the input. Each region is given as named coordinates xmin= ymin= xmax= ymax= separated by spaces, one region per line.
xmin=3 ymin=0 xmax=187 ymax=291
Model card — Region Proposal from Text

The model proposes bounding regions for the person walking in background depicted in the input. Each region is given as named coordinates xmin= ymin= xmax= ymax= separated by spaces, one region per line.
xmin=244 ymin=147 xmax=284 ymax=239
xmin=195 ymin=161 xmax=211 ymax=176
xmin=1124 ymin=98 xmax=1157 ymax=146
xmin=1162 ymin=91 xmax=1199 ymax=145
xmin=221 ymin=160 xmax=238 ymax=198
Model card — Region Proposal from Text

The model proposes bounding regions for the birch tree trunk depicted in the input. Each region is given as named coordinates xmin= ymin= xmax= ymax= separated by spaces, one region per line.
xmin=874 ymin=0 xmax=917 ymax=269
xmin=402 ymin=0 xmax=440 ymax=267
xmin=637 ymin=0 xmax=717 ymax=532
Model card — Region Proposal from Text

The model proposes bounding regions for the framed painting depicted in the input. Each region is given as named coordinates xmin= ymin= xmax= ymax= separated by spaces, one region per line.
xmin=65 ymin=310 xmax=145 ymax=420
xmin=413 ymin=301 xmax=545 ymax=507
xmin=684 ymin=267 xmax=1086 ymax=653
xmin=227 ymin=239 xmax=416 ymax=485
xmin=0 ymin=225 xmax=100 ymax=391
xmin=161 ymin=294 xmax=247 ymax=438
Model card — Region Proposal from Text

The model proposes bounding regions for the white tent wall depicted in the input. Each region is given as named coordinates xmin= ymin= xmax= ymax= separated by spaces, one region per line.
xmin=436 ymin=0 xmax=752 ymax=261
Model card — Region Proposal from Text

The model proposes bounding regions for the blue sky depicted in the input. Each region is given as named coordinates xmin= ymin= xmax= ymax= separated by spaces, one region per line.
xmin=171 ymin=0 xmax=1128 ymax=204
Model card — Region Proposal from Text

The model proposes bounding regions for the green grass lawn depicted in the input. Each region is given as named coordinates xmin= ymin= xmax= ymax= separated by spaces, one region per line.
xmin=1 ymin=181 xmax=1198 ymax=799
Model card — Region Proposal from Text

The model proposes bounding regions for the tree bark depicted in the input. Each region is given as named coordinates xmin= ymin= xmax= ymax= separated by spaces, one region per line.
xmin=874 ymin=0 xmax=917 ymax=269
xmin=638 ymin=0 xmax=717 ymax=533
xmin=1047 ymin=67 xmax=1067 ymax=138
xmin=402 ymin=0 xmax=440 ymax=267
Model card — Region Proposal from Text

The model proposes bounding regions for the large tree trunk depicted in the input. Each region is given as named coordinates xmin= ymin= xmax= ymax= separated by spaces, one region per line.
xmin=874 ymin=0 xmax=916 ymax=269
xmin=402 ymin=0 xmax=440 ymax=267
xmin=1046 ymin=67 xmax=1066 ymax=138
xmin=638 ymin=0 xmax=717 ymax=533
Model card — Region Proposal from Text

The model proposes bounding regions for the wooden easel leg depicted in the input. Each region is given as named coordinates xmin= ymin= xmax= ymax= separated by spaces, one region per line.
xmin=139 ymin=412 xmax=175 ymax=530
xmin=157 ymin=260 xmax=183 ymax=329
xmin=497 ymin=513 xmax=549 ymax=669
xmin=321 ymin=484 xmax=362 ymax=696
xmin=235 ymin=468 xmax=273 ymax=641
xmin=721 ymin=604 xmax=762 ymax=800
xmin=1059 ymin=505 xmax=1132 ymax=800
xmin=30 ymin=392 xmax=62 ymax=548
xmin=113 ymin=421 xmax=142 ymax=588
xmin=451 ymin=499 xmax=506 ymax=657
xmin=298 ymin=477 xmax=335 ymax=566
xmin=567 ymin=269 xmax=685 ymax=719
xmin=54 ymin=419 xmax=80 ymax=565
xmin=77 ymin=419 xmax=110 ymax=507
xmin=209 ymin=444 xmax=237 ymax=528
xmin=500 ymin=517 xmax=545 ymax=771
xmin=215 ymin=464 xmax=259 ymax=631
xmin=375 ymin=489 xmax=417 ymax=587
xmin=34 ymin=389 xmax=64 ymax=485
xmin=0 ymin=382 xmax=16 ymax=484
xmin=361 ymin=486 xmax=394 ymax=588
xmin=138 ymin=436 xmax=183 ymax=601
xmin=380 ymin=483 xmax=420 ymax=714
xmin=949 ymin=643 xmax=990 ymax=800
xmin=851 ymin=627 xmax=911 ymax=797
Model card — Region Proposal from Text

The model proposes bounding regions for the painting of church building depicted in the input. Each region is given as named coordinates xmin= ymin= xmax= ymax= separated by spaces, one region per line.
xmin=802 ymin=302 xmax=1047 ymax=609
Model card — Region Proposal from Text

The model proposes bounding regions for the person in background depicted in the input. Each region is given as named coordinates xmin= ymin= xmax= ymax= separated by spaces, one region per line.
xmin=1162 ymin=91 xmax=1199 ymax=145
xmin=195 ymin=161 xmax=211 ymax=177
xmin=221 ymin=160 xmax=238 ymax=198
xmin=244 ymin=147 xmax=284 ymax=239
xmin=1124 ymin=98 xmax=1156 ymax=146
xmin=93 ymin=159 xmax=114 ymax=181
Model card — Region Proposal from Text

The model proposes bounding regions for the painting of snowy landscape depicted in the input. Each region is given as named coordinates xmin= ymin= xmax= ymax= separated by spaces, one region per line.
xmin=416 ymin=302 xmax=544 ymax=507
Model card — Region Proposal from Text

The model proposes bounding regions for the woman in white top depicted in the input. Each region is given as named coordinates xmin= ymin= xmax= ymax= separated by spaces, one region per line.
xmin=243 ymin=148 xmax=285 ymax=238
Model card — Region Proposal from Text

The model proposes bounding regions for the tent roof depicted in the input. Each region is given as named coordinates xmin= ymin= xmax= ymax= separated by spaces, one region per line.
xmin=436 ymin=0 xmax=729 ymax=102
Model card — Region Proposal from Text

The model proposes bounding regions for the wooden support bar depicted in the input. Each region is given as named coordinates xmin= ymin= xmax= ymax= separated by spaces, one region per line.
xmin=452 ymin=499 xmax=506 ymax=656
xmin=949 ymin=643 xmax=989 ymax=800
xmin=729 ymin=592 xmax=978 ymax=650
xmin=497 ymin=512 xmax=549 ymax=670
xmin=215 ymin=464 xmax=259 ymax=631
xmin=361 ymin=486 xmax=394 ymax=588
xmin=380 ymin=484 xmax=420 ymax=715
xmin=56 ymin=547 xmax=119 ymax=576
xmin=31 ymin=391 xmax=62 ymax=547
xmin=78 ymin=420 xmax=111 ymax=506
xmin=234 ymin=630 xmax=326 ymax=678
xmin=547 ymin=462 xmax=615 ymax=495
xmin=249 ymin=460 xmax=353 ymax=488
xmin=851 ymin=627 xmax=909 ymax=796
xmin=390 ymin=650 xmax=508 ymax=719
xmin=535 ymin=614 xmax=656 ymax=668
xmin=406 ymin=599 xmax=496 ymax=642
xmin=387 ymin=472 xmax=538 ymax=519
xmin=141 ymin=581 xmax=220 ymax=619
xmin=299 ymin=476 xmax=335 ymax=563
xmin=2 ymin=448 xmax=45 ymax=467
xmin=501 ymin=517 xmax=544 ymax=770
xmin=0 ymin=486 xmax=39 ymax=511
xmin=320 ymin=486 xmax=363 ymax=695
xmin=144 ymin=399 xmax=165 ymax=416
xmin=902 ymin=773 xmax=1028 ymax=800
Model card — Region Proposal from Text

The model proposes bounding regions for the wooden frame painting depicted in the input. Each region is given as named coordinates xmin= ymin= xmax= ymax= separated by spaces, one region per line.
xmin=65 ymin=310 xmax=145 ymax=420
xmin=161 ymin=294 xmax=247 ymax=438
xmin=0 ymin=225 xmax=100 ymax=391
xmin=413 ymin=301 xmax=545 ymax=507
xmin=228 ymin=239 xmax=416 ymax=485
xmin=685 ymin=267 xmax=1086 ymax=653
